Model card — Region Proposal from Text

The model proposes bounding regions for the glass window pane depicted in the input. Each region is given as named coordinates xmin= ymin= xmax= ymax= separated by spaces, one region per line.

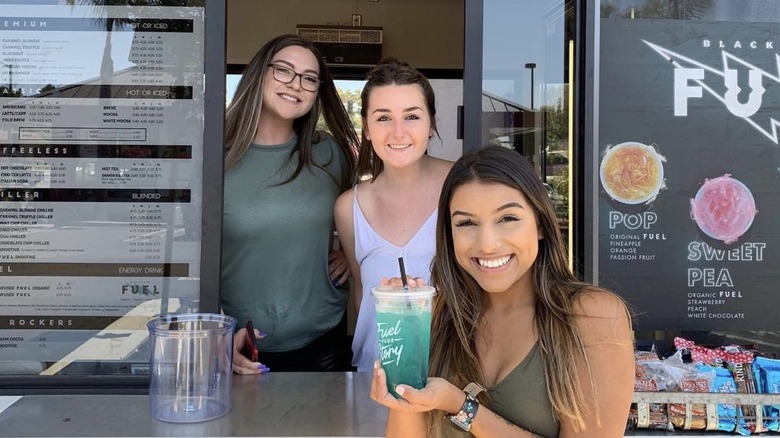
xmin=0 ymin=0 xmax=208 ymax=379
xmin=482 ymin=0 xmax=573 ymax=253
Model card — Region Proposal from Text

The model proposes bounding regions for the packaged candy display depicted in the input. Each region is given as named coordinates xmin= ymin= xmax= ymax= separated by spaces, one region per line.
xmin=630 ymin=337 xmax=780 ymax=435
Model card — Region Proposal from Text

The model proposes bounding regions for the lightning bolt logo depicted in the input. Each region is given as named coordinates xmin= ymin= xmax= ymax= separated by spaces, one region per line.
xmin=644 ymin=40 xmax=780 ymax=144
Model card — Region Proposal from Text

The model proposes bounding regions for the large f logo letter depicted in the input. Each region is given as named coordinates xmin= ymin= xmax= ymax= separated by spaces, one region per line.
xmin=674 ymin=68 xmax=704 ymax=116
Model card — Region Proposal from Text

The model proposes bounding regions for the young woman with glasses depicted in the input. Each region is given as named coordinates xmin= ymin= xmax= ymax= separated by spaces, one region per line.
xmin=222 ymin=34 xmax=358 ymax=373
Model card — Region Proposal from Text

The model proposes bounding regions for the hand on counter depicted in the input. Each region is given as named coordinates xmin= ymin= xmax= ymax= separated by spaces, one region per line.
xmin=232 ymin=327 xmax=270 ymax=375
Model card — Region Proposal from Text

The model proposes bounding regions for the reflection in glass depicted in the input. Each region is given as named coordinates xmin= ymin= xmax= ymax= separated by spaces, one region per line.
xmin=0 ymin=1 xmax=207 ymax=377
xmin=482 ymin=0 xmax=572 ymax=250
xmin=600 ymin=0 xmax=780 ymax=22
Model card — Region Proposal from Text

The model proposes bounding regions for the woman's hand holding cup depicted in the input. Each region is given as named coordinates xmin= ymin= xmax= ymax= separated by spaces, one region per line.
xmin=370 ymin=360 xmax=464 ymax=414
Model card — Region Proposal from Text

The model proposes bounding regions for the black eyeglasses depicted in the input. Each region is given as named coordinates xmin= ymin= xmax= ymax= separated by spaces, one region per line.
xmin=268 ymin=64 xmax=321 ymax=92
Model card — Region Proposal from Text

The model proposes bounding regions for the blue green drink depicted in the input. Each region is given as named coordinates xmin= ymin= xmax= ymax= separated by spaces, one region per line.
xmin=372 ymin=286 xmax=436 ymax=398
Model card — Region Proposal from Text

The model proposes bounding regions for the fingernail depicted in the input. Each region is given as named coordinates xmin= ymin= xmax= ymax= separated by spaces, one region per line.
xmin=258 ymin=331 xmax=267 ymax=337
xmin=374 ymin=360 xmax=380 ymax=369
xmin=396 ymin=386 xmax=405 ymax=396
xmin=332 ymin=279 xmax=340 ymax=287
xmin=256 ymin=363 xmax=265 ymax=370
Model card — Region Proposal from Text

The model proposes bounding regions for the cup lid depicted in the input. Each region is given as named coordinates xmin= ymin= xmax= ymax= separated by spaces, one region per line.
xmin=371 ymin=286 xmax=436 ymax=300
xmin=147 ymin=313 xmax=236 ymax=333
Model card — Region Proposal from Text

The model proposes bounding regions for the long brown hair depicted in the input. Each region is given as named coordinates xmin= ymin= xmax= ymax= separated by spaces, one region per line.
xmin=224 ymin=34 xmax=357 ymax=186
xmin=356 ymin=58 xmax=439 ymax=179
xmin=428 ymin=146 xmax=610 ymax=434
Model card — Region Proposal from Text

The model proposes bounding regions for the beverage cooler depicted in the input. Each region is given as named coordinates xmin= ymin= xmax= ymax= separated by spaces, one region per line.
xmin=0 ymin=0 xmax=225 ymax=392
xmin=589 ymin=2 xmax=780 ymax=434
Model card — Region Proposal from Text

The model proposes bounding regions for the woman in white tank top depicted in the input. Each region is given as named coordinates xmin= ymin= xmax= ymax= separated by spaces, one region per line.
xmin=334 ymin=59 xmax=453 ymax=372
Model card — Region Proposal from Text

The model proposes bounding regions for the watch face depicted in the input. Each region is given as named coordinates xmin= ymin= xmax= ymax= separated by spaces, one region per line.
xmin=449 ymin=414 xmax=471 ymax=432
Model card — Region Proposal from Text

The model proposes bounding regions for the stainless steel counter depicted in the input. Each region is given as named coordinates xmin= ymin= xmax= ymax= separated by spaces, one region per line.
xmin=0 ymin=372 xmax=387 ymax=437
xmin=0 ymin=372 xmax=746 ymax=437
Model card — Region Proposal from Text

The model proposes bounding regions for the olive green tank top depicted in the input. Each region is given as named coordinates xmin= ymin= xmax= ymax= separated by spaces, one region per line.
xmin=441 ymin=342 xmax=559 ymax=438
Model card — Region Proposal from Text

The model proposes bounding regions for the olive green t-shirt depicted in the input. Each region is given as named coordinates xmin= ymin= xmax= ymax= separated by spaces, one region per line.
xmin=221 ymin=134 xmax=349 ymax=352
xmin=442 ymin=342 xmax=559 ymax=438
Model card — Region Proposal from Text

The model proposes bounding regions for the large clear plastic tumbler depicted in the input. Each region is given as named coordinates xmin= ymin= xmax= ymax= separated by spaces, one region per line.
xmin=147 ymin=313 xmax=236 ymax=423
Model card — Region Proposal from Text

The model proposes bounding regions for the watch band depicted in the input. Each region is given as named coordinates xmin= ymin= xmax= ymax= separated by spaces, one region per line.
xmin=463 ymin=382 xmax=486 ymax=398
xmin=446 ymin=382 xmax=486 ymax=432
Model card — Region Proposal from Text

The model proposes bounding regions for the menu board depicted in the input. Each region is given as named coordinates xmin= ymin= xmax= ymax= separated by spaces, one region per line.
xmin=597 ymin=19 xmax=780 ymax=330
xmin=0 ymin=5 xmax=204 ymax=363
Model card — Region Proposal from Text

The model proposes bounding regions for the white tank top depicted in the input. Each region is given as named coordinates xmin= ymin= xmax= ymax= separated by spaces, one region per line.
xmin=350 ymin=187 xmax=437 ymax=372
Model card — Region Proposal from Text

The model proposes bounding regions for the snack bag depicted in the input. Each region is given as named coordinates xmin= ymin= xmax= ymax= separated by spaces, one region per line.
xmin=696 ymin=364 xmax=737 ymax=432
xmin=668 ymin=368 xmax=712 ymax=430
xmin=723 ymin=348 xmax=763 ymax=436
xmin=635 ymin=348 xmax=663 ymax=392
xmin=631 ymin=349 xmax=672 ymax=430
xmin=629 ymin=403 xmax=672 ymax=431
xmin=752 ymin=356 xmax=780 ymax=432
xmin=674 ymin=337 xmax=727 ymax=365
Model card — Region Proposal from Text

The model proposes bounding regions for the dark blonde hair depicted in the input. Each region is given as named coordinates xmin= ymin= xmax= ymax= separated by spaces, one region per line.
xmin=224 ymin=34 xmax=356 ymax=186
xmin=428 ymin=146 xmax=618 ymax=434
xmin=356 ymin=58 xmax=439 ymax=179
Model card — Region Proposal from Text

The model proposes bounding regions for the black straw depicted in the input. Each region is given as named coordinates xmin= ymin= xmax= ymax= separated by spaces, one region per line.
xmin=398 ymin=257 xmax=409 ymax=290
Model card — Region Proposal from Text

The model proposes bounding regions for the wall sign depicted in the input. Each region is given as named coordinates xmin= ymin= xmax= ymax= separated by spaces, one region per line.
xmin=598 ymin=19 xmax=780 ymax=330
xmin=0 ymin=4 xmax=205 ymax=368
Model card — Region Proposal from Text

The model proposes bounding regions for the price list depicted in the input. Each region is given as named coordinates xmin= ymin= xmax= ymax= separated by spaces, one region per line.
xmin=0 ymin=4 xmax=206 ymax=363
xmin=130 ymin=104 xmax=165 ymax=124
xmin=128 ymin=204 xmax=165 ymax=261
xmin=25 ymin=103 xmax=61 ymax=124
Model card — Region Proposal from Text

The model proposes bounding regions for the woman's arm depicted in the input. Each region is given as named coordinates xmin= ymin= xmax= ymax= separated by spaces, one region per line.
xmin=559 ymin=289 xmax=634 ymax=438
xmin=372 ymin=363 xmax=542 ymax=438
xmin=370 ymin=362 xmax=441 ymax=438
xmin=467 ymin=406 xmax=548 ymax=437
xmin=371 ymin=362 xmax=537 ymax=438
xmin=334 ymin=189 xmax=363 ymax=314
xmin=386 ymin=410 xmax=427 ymax=438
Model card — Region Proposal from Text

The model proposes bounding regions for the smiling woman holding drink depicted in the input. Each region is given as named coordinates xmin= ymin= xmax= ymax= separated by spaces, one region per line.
xmin=370 ymin=146 xmax=634 ymax=438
